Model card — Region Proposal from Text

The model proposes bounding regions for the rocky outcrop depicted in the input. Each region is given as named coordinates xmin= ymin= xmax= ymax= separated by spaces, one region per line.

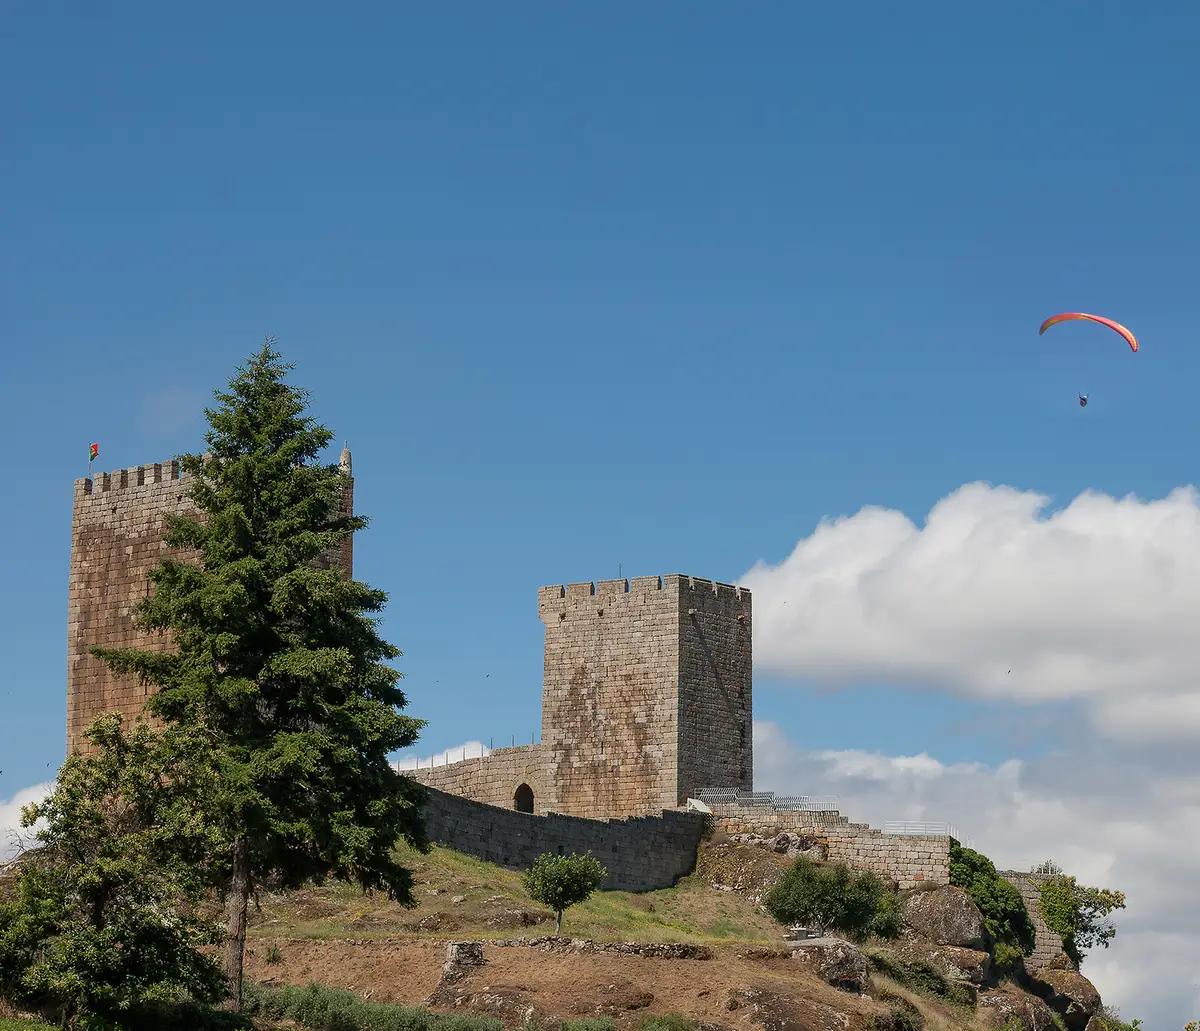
xmin=978 ymin=985 xmax=1061 ymax=1031
xmin=727 ymin=987 xmax=854 ymax=1031
xmin=787 ymin=937 xmax=870 ymax=994
xmin=425 ymin=940 xmax=486 ymax=1006
xmin=726 ymin=830 xmax=830 ymax=862
xmin=1025 ymin=968 xmax=1102 ymax=1031
xmin=901 ymin=885 xmax=989 ymax=949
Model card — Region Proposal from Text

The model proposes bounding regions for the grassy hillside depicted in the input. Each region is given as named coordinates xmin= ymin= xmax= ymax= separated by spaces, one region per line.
xmin=247 ymin=839 xmax=787 ymax=945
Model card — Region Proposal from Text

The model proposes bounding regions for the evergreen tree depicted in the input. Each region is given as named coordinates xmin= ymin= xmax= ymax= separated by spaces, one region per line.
xmin=94 ymin=341 xmax=428 ymax=1009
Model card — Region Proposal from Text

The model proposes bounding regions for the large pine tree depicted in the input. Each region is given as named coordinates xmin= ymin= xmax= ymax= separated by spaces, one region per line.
xmin=94 ymin=341 xmax=427 ymax=1008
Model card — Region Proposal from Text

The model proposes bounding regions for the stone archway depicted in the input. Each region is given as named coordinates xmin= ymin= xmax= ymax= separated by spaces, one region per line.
xmin=514 ymin=783 xmax=534 ymax=813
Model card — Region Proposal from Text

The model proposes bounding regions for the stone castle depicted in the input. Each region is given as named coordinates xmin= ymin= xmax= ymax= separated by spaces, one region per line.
xmin=66 ymin=451 xmax=1066 ymax=967
xmin=407 ymin=573 xmax=753 ymax=820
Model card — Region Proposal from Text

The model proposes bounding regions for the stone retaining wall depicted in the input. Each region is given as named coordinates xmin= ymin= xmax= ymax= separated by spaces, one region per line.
xmin=998 ymin=870 xmax=1070 ymax=971
xmin=421 ymin=785 xmax=706 ymax=893
xmin=711 ymin=804 xmax=950 ymax=889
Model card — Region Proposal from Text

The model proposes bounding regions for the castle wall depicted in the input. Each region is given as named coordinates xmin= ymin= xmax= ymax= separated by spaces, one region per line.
xmin=998 ymin=870 xmax=1070 ymax=971
xmin=421 ymin=785 xmax=707 ymax=892
xmin=537 ymin=576 xmax=681 ymax=818
xmin=406 ymin=744 xmax=548 ymax=812
xmin=712 ymin=804 xmax=951 ymax=890
xmin=68 ymin=458 xmax=353 ymax=756
xmin=676 ymin=577 xmax=753 ymax=801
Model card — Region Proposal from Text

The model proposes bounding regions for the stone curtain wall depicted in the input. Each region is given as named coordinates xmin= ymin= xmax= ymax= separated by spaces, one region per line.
xmin=67 ymin=457 xmax=353 ymax=757
xmin=712 ymin=804 xmax=951 ymax=890
xmin=537 ymin=576 xmax=682 ymax=818
xmin=420 ymin=785 xmax=707 ymax=892
xmin=998 ymin=871 xmax=1069 ymax=970
xmin=406 ymin=744 xmax=548 ymax=812
xmin=676 ymin=578 xmax=753 ymax=803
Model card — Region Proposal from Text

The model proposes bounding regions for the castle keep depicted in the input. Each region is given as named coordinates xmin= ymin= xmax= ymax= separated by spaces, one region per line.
xmin=66 ymin=449 xmax=353 ymax=756
xmin=409 ymin=575 xmax=753 ymax=820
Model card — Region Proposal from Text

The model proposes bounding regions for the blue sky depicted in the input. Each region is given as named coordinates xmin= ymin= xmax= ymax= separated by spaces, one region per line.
xmin=3 ymin=0 xmax=1196 ymax=772
xmin=4 ymin=6 xmax=1200 ymax=1018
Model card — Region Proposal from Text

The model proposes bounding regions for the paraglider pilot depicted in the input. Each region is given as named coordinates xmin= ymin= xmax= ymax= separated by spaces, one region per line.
xmin=1078 ymin=394 xmax=1089 ymax=407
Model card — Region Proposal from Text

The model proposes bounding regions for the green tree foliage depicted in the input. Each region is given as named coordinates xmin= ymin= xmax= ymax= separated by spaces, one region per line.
xmin=0 ymin=714 xmax=227 ymax=1029
xmin=761 ymin=856 xmax=903 ymax=943
xmin=1034 ymin=859 xmax=1125 ymax=968
xmin=91 ymin=342 xmax=428 ymax=1009
xmin=522 ymin=852 xmax=607 ymax=934
xmin=948 ymin=839 xmax=1035 ymax=974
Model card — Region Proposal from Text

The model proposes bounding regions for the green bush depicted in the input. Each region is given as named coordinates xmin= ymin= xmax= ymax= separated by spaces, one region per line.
xmin=948 ymin=839 xmax=1035 ymax=971
xmin=522 ymin=853 xmax=607 ymax=935
xmin=244 ymin=980 xmax=506 ymax=1031
xmin=1035 ymin=863 xmax=1125 ymax=969
xmin=761 ymin=856 xmax=903 ymax=943
xmin=639 ymin=1015 xmax=695 ymax=1031
xmin=560 ymin=1021 xmax=616 ymax=1031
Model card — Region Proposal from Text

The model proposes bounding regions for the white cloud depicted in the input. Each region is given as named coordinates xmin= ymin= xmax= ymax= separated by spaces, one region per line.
xmin=392 ymin=740 xmax=491 ymax=771
xmin=741 ymin=481 xmax=1200 ymax=743
xmin=0 ymin=782 xmax=55 ymax=865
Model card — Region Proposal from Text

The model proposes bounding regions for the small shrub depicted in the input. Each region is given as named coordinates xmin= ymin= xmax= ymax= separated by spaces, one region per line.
xmin=762 ymin=856 xmax=902 ymax=943
xmin=265 ymin=942 xmax=282 ymax=965
xmin=522 ymin=852 xmax=607 ymax=935
xmin=561 ymin=1021 xmax=616 ymax=1031
xmin=640 ymin=1015 xmax=695 ymax=1031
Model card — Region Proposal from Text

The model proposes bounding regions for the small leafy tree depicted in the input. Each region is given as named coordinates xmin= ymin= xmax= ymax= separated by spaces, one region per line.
xmin=522 ymin=852 xmax=607 ymax=934
xmin=0 ymin=714 xmax=227 ymax=1028
xmin=949 ymin=839 xmax=1035 ymax=974
xmin=1034 ymin=859 xmax=1125 ymax=969
xmin=91 ymin=342 xmax=429 ymax=1009
xmin=761 ymin=856 xmax=902 ymax=942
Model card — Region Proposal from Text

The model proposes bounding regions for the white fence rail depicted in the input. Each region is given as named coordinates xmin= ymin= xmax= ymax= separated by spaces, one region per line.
xmin=882 ymin=821 xmax=960 ymax=839
xmin=692 ymin=788 xmax=841 ymax=812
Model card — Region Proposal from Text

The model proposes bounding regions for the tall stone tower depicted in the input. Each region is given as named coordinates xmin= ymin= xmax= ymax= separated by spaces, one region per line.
xmin=66 ymin=449 xmax=354 ymax=756
xmin=536 ymin=574 xmax=752 ymax=818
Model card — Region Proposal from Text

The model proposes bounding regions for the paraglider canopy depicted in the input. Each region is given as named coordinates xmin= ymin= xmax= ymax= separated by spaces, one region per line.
xmin=1039 ymin=312 xmax=1139 ymax=352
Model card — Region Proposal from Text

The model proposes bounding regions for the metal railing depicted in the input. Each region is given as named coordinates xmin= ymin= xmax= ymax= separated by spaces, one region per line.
xmin=882 ymin=821 xmax=960 ymax=838
xmin=692 ymin=788 xmax=841 ymax=812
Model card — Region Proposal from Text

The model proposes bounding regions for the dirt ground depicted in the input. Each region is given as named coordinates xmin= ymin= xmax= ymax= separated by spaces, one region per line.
xmin=243 ymin=937 xmax=902 ymax=1031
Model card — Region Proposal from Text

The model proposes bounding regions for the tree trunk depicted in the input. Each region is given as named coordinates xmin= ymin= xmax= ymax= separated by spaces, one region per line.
xmin=555 ymin=909 xmax=562 ymax=935
xmin=221 ymin=837 xmax=252 ymax=1010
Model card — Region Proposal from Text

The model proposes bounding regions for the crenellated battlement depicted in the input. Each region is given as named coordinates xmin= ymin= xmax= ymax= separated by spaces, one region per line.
xmin=75 ymin=460 xmax=186 ymax=498
xmin=537 ymin=573 xmax=750 ymax=621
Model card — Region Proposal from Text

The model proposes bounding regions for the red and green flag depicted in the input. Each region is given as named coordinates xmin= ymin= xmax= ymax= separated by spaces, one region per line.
xmin=89 ymin=443 xmax=99 ymax=464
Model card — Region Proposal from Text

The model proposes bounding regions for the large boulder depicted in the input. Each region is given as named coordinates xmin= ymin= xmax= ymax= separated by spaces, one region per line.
xmin=1025 ymin=969 xmax=1102 ymax=1031
xmin=978 ymin=985 xmax=1061 ymax=1031
xmin=902 ymin=885 xmax=989 ymax=949
xmin=788 ymin=937 xmax=871 ymax=994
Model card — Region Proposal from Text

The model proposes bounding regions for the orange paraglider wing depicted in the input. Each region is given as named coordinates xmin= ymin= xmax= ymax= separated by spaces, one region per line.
xmin=1039 ymin=312 xmax=1139 ymax=352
